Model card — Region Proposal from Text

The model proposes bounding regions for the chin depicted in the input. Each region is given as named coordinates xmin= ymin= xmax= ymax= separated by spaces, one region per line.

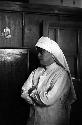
xmin=40 ymin=61 xmax=45 ymax=66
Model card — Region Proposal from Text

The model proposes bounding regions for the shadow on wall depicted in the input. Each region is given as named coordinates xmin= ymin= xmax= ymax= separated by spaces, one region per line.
xmin=0 ymin=49 xmax=30 ymax=125
xmin=0 ymin=49 xmax=81 ymax=125
xmin=29 ymin=47 xmax=40 ymax=73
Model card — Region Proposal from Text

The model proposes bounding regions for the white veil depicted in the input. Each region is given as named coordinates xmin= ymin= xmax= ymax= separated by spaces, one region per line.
xmin=35 ymin=36 xmax=77 ymax=104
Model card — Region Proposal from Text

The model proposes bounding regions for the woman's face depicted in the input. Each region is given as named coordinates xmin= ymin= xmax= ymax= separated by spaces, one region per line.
xmin=37 ymin=47 xmax=54 ymax=67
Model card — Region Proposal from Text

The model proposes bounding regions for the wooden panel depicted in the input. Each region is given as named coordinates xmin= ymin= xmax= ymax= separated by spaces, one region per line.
xmin=29 ymin=0 xmax=61 ymax=5
xmin=63 ymin=0 xmax=81 ymax=7
xmin=48 ymin=27 xmax=77 ymax=54
xmin=29 ymin=48 xmax=40 ymax=72
xmin=0 ymin=12 xmax=22 ymax=47
xmin=79 ymin=30 xmax=82 ymax=78
xmin=0 ymin=49 xmax=29 ymax=125
xmin=24 ymin=14 xmax=43 ymax=48
xmin=48 ymin=28 xmax=58 ymax=41
xmin=58 ymin=28 xmax=77 ymax=77
xmin=30 ymin=0 xmax=81 ymax=7
xmin=65 ymin=55 xmax=77 ymax=77
xmin=79 ymin=30 xmax=82 ymax=55
xmin=48 ymin=27 xmax=77 ymax=77
xmin=57 ymin=28 xmax=77 ymax=54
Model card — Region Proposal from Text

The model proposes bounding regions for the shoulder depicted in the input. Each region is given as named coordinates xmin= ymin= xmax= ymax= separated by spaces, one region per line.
xmin=30 ymin=67 xmax=45 ymax=76
xmin=55 ymin=66 xmax=68 ymax=78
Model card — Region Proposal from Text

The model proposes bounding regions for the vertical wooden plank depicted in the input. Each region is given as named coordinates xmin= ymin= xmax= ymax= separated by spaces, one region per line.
xmin=24 ymin=14 xmax=42 ymax=48
xmin=48 ymin=28 xmax=55 ymax=40
xmin=57 ymin=28 xmax=77 ymax=54
xmin=43 ymin=20 xmax=49 ymax=37
xmin=0 ymin=12 xmax=22 ymax=47
xmin=48 ymin=28 xmax=58 ymax=41
xmin=57 ymin=28 xmax=77 ymax=77
xmin=79 ymin=30 xmax=82 ymax=79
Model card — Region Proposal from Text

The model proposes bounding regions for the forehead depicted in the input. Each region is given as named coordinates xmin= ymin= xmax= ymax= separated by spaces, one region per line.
xmin=36 ymin=47 xmax=52 ymax=55
xmin=36 ymin=47 xmax=45 ymax=52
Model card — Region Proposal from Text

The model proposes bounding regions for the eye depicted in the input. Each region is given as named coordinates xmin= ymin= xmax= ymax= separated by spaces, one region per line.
xmin=36 ymin=48 xmax=45 ymax=54
xmin=39 ymin=49 xmax=44 ymax=54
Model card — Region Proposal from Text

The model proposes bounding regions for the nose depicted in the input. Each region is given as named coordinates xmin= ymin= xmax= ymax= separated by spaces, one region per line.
xmin=38 ymin=52 xmax=41 ymax=58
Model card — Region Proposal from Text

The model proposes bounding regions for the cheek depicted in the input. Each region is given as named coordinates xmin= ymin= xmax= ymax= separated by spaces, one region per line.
xmin=43 ymin=54 xmax=51 ymax=61
xmin=38 ymin=52 xmax=52 ymax=62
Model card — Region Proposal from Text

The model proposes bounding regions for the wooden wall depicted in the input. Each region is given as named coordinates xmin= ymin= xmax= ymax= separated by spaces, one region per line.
xmin=0 ymin=49 xmax=30 ymax=125
xmin=0 ymin=2 xmax=82 ymax=125
xmin=0 ymin=12 xmax=22 ymax=47
xmin=29 ymin=0 xmax=82 ymax=8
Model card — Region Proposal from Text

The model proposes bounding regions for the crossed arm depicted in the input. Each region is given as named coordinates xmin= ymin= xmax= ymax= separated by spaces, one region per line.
xmin=21 ymin=70 xmax=69 ymax=106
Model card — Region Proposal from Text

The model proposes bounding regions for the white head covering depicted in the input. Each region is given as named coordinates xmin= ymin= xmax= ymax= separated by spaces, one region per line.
xmin=35 ymin=36 xmax=70 ymax=73
xmin=35 ymin=36 xmax=77 ymax=104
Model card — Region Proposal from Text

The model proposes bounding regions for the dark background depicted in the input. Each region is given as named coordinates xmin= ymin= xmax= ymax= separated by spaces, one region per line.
xmin=0 ymin=1 xmax=82 ymax=125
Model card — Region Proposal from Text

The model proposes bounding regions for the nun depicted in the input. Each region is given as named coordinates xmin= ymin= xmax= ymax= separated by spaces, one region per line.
xmin=21 ymin=36 xmax=77 ymax=125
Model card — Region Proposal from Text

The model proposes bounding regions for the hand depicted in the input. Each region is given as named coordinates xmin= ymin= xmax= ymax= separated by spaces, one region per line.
xmin=28 ymin=86 xmax=37 ymax=95
xmin=30 ymin=89 xmax=37 ymax=98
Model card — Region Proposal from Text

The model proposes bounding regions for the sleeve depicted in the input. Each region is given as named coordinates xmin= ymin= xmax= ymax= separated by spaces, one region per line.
xmin=39 ymin=71 xmax=69 ymax=106
xmin=21 ymin=70 xmax=35 ymax=104
xmin=29 ymin=89 xmax=47 ymax=106
xmin=30 ymin=70 xmax=69 ymax=106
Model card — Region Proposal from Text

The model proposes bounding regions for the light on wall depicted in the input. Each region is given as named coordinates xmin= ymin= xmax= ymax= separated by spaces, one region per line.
xmin=0 ymin=49 xmax=27 ymax=62
xmin=0 ymin=27 xmax=11 ymax=38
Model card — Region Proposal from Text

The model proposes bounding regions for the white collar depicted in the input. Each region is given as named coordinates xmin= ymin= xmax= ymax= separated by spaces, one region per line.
xmin=46 ymin=62 xmax=59 ymax=71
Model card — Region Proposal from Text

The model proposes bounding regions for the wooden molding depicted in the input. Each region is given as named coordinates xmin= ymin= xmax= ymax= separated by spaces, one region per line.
xmin=0 ymin=1 xmax=82 ymax=17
